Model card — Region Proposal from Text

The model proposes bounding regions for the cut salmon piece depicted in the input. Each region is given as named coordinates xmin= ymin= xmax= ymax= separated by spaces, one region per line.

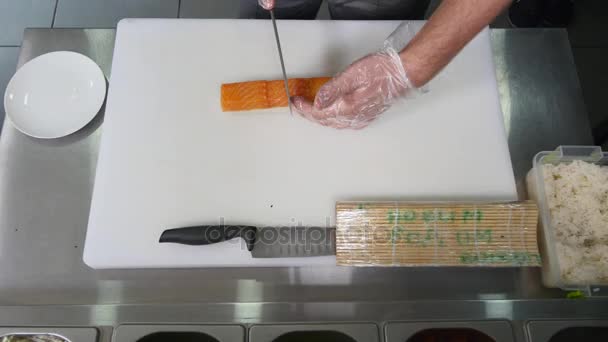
xmin=221 ymin=77 xmax=331 ymax=112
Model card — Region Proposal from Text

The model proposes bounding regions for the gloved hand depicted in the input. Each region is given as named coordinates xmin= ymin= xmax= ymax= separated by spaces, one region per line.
xmin=292 ymin=23 xmax=419 ymax=129
xmin=258 ymin=0 xmax=275 ymax=10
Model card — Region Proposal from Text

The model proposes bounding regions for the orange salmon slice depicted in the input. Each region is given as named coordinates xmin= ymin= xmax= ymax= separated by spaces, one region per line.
xmin=221 ymin=77 xmax=331 ymax=112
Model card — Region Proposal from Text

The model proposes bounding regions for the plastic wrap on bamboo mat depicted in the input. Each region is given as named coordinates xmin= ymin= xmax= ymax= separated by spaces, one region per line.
xmin=335 ymin=201 xmax=540 ymax=267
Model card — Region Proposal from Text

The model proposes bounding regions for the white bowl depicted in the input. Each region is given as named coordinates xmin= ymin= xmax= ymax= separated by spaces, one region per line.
xmin=3 ymin=51 xmax=107 ymax=139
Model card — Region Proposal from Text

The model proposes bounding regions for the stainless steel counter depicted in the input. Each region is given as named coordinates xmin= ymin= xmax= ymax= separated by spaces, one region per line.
xmin=0 ymin=27 xmax=597 ymax=318
xmin=492 ymin=29 xmax=593 ymax=196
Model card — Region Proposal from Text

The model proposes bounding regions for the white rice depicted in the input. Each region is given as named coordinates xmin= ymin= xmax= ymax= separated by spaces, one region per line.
xmin=542 ymin=160 xmax=608 ymax=285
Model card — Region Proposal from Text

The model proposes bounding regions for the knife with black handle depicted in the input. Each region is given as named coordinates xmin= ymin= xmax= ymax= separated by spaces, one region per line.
xmin=159 ymin=225 xmax=335 ymax=258
xmin=159 ymin=225 xmax=257 ymax=251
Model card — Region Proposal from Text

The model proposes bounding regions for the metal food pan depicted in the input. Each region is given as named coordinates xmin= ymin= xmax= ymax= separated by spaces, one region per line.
xmin=0 ymin=327 xmax=98 ymax=342
xmin=112 ymin=324 xmax=244 ymax=342
xmin=526 ymin=320 xmax=608 ymax=342
xmin=385 ymin=320 xmax=514 ymax=342
xmin=249 ymin=323 xmax=379 ymax=342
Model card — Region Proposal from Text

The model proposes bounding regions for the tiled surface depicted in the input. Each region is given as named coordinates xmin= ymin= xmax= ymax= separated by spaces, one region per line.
xmin=179 ymin=0 xmax=239 ymax=18
xmin=0 ymin=0 xmax=56 ymax=46
xmin=0 ymin=47 xmax=20 ymax=127
xmin=53 ymin=0 xmax=179 ymax=28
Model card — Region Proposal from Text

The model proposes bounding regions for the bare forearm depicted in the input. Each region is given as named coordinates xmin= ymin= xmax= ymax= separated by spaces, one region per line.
xmin=400 ymin=0 xmax=511 ymax=87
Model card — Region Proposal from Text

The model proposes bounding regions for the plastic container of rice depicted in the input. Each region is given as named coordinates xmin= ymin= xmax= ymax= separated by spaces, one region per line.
xmin=526 ymin=146 xmax=608 ymax=289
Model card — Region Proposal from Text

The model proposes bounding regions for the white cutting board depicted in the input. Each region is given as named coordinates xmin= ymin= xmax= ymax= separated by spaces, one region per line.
xmin=84 ymin=19 xmax=516 ymax=269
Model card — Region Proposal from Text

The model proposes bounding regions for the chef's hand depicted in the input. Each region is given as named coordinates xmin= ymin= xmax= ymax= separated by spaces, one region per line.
xmin=291 ymin=44 xmax=416 ymax=129
xmin=258 ymin=0 xmax=275 ymax=10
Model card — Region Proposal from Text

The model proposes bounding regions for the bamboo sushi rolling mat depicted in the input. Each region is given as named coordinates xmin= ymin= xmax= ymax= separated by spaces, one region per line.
xmin=336 ymin=201 xmax=540 ymax=267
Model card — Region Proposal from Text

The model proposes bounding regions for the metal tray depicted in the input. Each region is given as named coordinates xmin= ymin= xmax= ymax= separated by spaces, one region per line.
xmin=249 ymin=323 xmax=379 ymax=342
xmin=0 ymin=327 xmax=98 ymax=342
xmin=526 ymin=320 xmax=608 ymax=341
xmin=112 ymin=324 xmax=244 ymax=342
xmin=385 ymin=320 xmax=514 ymax=342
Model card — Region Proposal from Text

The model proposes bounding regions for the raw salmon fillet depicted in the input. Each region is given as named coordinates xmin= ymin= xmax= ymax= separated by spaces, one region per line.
xmin=221 ymin=77 xmax=331 ymax=112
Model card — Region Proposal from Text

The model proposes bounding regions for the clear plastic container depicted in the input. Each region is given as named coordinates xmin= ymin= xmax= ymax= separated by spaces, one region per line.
xmin=526 ymin=145 xmax=608 ymax=290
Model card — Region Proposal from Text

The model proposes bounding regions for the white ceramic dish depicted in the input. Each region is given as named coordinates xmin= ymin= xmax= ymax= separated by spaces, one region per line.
xmin=3 ymin=51 xmax=106 ymax=139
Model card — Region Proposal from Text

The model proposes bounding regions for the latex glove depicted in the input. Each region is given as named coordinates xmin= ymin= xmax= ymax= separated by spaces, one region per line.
xmin=258 ymin=0 xmax=275 ymax=10
xmin=292 ymin=45 xmax=414 ymax=129
xmin=293 ymin=22 xmax=419 ymax=129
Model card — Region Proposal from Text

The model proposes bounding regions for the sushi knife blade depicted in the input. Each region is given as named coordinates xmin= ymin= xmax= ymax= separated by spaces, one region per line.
xmin=269 ymin=9 xmax=292 ymax=115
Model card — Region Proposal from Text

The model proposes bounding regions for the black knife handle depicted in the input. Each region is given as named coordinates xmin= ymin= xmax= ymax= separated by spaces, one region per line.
xmin=159 ymin=225 xmax=257 ymax=251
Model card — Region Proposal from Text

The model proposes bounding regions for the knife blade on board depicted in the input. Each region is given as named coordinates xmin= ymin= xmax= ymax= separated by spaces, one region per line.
xmin=269 ymin=9 xmax=292 ymax=115
xmin=159 ymin=225 xmax=336 ymax=258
